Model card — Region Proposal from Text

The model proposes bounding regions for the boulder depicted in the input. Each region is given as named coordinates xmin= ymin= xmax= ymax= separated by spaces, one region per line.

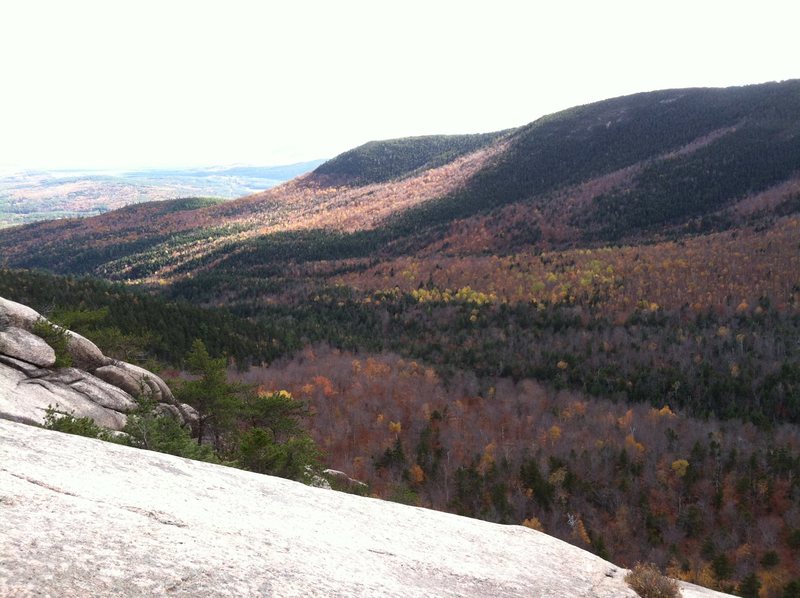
xmin=114 ymin=361 xmax=175 ymax=401
xmin=94 ymin=364 xmax=148 ymax=398
xmin=0 ymin=326 xmax=56 ymax=368
xmin=324 ymin=468 xmax=369 ymax=491
xmin=0 ymin=297 xmax=108 ymax=369
xmin=110 ymin=361 xmax=194 ymax=425
xmin=154 ymin=401 xmax=199 ymax=427
xmin=0 ymin=296 xmax=43 ymax=330
xmin=180 ymin=402 xmax=200 ymax=426
xmin=64 ymin=329 xmax=110 ymax=370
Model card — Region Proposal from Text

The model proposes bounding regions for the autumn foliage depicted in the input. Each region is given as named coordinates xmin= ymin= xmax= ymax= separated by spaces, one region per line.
xmin=234 ymin=345 xmax=800 ymax=595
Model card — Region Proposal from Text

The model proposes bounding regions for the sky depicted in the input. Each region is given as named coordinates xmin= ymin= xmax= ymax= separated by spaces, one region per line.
xmin=1 ymin=0 xmax=797 ymax=171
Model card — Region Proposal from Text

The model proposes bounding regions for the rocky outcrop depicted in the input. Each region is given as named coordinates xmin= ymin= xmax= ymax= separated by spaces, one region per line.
xmin=63 ymin=329 xmax=108 ymax=370
xmin=0 ymin=327 xmax=55 ymax=368
xmin=0 ymin=419 xmax=732 ymax=598
xmin=0 ymin=296 xmax=194 ymax=431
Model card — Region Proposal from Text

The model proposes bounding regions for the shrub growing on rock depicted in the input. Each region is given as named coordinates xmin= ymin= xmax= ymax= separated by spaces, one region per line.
xmin=236 ymin=427 xmax=320 ymax=481
xmin=43 ymin=406 xmax=111 ymax=440
xmin=625 ymin=562 xmax=681 ymax=598
xmin=33 ymin=318 xmax=72 ymax=368
xmin=122 ymin=395 xmax=218 ymax=463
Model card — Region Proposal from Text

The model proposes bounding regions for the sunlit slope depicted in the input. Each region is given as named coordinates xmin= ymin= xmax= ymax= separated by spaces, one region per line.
xmin=0 ymin=133 xmax=513 ymax=279
xmin=0 ymin=80 xmax=798 ymax=282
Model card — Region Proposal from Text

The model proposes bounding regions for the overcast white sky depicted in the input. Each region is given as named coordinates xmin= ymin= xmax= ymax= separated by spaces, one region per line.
xmin=1 ymin=0 xmax=797 ymax=171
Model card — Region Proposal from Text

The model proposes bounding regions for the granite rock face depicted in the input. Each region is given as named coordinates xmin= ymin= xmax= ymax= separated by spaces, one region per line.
xmin=63 ymin=328 xmax=108 ymax=370
xmin=0 ymin=296 xmax=191 ymax=430
xmin=0 ymin=296 xmax=42 ymax=329
xmin=0 ymin=419 xmax=732 ymax=598
xmin=0 ymin=327 xmax=55 ymax=368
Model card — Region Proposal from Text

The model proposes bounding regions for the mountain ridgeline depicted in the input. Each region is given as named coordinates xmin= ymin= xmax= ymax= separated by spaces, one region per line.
xmin=313 ymin=131 xmax=511 ymax=185
xmin=1 ymin=80 xmax=799 ymax=282
xmin=434 ymin=82 xmax=800 ymax=236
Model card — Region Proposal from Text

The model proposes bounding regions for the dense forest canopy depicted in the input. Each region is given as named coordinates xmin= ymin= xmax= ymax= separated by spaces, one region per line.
xmin=313 ymin=131 xmax=511 ymax=185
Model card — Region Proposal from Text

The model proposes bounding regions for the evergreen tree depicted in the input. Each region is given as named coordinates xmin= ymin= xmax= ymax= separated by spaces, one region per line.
xmin=174 ymin=339 xmax=244 ymax=451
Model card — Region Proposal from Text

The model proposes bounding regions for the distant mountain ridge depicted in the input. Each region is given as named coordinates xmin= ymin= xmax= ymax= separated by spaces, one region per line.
xmin=0 ymin=80 xmax=798 ymax=282
xmin=386 ymin=80 xmax=800 ymax=246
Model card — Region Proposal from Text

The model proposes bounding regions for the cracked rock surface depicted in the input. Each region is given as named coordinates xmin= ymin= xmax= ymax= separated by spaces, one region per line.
xmin=0 ymin=296 xmax=192 ymax=430
xmin=0 ymin=420 xmax=732 ymax=597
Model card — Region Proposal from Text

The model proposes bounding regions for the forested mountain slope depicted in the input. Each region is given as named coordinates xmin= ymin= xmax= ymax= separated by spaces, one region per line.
xmin=1 ymin=80 xmax=798 ymax=283
xmin=424 ymin=81 xmax=800 ymax=237
xmin=313 ymin=131 xmax=511 ymax=185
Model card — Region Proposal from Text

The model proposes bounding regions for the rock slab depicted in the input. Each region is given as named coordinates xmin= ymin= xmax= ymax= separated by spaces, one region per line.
xmin=0 ymin=420 xmax=732 ymax=598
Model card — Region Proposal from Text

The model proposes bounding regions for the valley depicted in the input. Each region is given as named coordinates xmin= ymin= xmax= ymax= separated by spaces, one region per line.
xmin=2 ymin=80 xmax=800 ymax=597
xmin=0 ymin=160 xmax=324 ymax=228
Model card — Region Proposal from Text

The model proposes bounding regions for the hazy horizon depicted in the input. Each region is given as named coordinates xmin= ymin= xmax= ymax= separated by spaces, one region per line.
xmin=0 ymin=158 xmax=328 ymax=178
xmin=2 ymin=0 xmax=797 ymax=171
